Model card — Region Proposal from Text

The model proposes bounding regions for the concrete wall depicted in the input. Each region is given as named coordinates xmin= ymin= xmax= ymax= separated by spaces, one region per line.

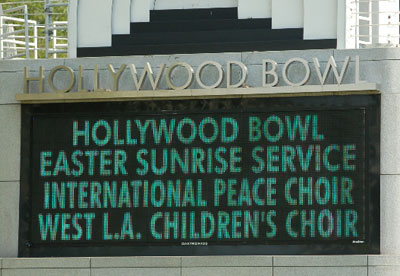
xmin=1 ymin=48 xmax=400 ymax=274
xmin=0 ymin=255 xmax=398 ymax=275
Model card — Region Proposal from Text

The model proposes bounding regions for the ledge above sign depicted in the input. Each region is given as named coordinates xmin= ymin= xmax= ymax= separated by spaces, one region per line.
xmin=16 ymin=84 xmax=379 ymax=104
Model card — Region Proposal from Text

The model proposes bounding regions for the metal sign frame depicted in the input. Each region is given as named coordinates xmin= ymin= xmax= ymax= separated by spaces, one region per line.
xmin=19 ymin=94 xmax=380 ymax=257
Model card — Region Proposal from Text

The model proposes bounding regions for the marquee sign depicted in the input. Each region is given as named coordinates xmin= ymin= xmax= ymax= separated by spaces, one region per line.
xmin=19 ymin=94 xmax=380 ymax=257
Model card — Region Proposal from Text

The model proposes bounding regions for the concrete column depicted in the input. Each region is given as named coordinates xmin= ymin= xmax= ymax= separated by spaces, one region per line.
xmin=238 ymin=0 xmax=272 ymax=19
xmin=77 ymin=0 xmax=113 ymax=47
xmin=67 ymin=0 xmax=78 ymax=58
xmin=112 ymin=0 xmax=131 ymax=34
xmin=304 ymin=0 xmax=337 ymax=39
xmin=0 ymin=104 xmax=21 ymax=257
xmin=131 ymin=0 xmax=150 ymax=22
xmin=381 ymin=92 xmax=400 ymax=254
xmin=272 ymin=0 xmax=304 ymax=29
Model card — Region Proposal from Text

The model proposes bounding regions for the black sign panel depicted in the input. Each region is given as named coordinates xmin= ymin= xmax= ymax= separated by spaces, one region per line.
xmin=19 ymin=94 xmax=380 ymax=257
